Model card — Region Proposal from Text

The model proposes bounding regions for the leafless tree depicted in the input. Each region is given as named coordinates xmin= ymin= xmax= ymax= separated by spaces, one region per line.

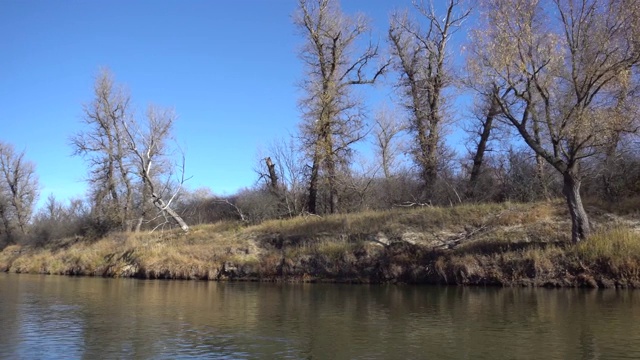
xmin=175 ymin=188 xmax=245 ymax=224
xmin=256 ymin=136 xmax=308 ymax=218
xmin=70 ymin=68 xmax=134 ymax=231
xmin=370 ymin=106 xmax=410 ymax=208
xmin=0 ymin=141 xmax=39 ymax=243
xmin=295 ymin=0 xmax=389 ymax=214
xmin=122 ymin=105 xmax=189 ymax=233
xmin=389 ymin=0 xmax=470 ymax=203
xmin=336 ymin=155 xmax=381 ymax=212
xmin=73 ymin=69 xmax=190 ymax=233
xmin=470 ymin=0 xmax=640 ymax=242
xmin=30 ymin=195 xmax=91 ymax=244
xmin=372 ymin=105 xmax=406 ymax=180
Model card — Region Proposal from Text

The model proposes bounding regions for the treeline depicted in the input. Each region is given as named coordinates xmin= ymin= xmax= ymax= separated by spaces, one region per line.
xmin=177 ymin=142 xmax=640 ymax=224
xmin=1 ymin=0 xmax=639 ymax=249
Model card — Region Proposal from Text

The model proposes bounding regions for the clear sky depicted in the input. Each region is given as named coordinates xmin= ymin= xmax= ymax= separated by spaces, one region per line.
xmin=0 ymin=0 xmax=469 ymax=207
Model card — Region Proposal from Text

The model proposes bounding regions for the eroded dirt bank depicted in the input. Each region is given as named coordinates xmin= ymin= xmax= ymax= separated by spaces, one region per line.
xmin=2 ymin=201 xmax=639 ymax=288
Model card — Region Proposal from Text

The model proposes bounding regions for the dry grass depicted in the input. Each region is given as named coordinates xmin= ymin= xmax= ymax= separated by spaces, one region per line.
xmin=2 ymin=200 xmax=639 ymax=287
xmin=575 ymin=227 xmax=640 ymax=268
xmin=254 ymin=202 xmax=521 ymax=242
xmin=0 ymin=244 xmax=23 ymax=271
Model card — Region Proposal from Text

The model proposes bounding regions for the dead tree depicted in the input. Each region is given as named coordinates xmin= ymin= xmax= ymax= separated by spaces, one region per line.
xmin=123 ymin=106 xmax=189 ymax=233
xmin=264 ymin=157 xmax=279 ymax=194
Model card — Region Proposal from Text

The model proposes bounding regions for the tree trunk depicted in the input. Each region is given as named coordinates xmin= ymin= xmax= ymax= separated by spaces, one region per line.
xmin=0 ymin=204 xmax=13 ymax=244
xmin=562 ymin=170 xmax=590 ymax=243
xmin=134 ymin=185 xmax=147 ymax=232
xmin=535 ymin=154 xmax=550 ymax=201
xmin=307 ymin=156 xmax=319 ymax=215
xmin=118 ymin=161 xmax=133 ymax=231
xmin=422 ymin=165 xmax=436 ymax=204
xmin=602 ymin=133 xmax=621 ymax=202
xmin=329 ymin=188 xmax=338 ymax=213
xmin=134 ymin=216 xmax=144 ymax=232
xmin=151 ymin=192 xmax=189 ymax=233
xmin=421 ymin=118 xmax=439 ymax=204
xmin=467 ymin=95 xmax=498 ymax=198
xmin=326 ymin=156 xmax=339 ymax=214
xmin=265 ymin=157 xmax=279 ymax=194
xmin=530 ymin=111 xmax=550 ymax=201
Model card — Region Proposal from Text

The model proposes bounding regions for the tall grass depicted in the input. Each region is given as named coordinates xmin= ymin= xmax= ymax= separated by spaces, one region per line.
xmin=575 ymin=227 xmax=640 ymax=264
xmin=2 ymin=200 xmax=638 ymax=287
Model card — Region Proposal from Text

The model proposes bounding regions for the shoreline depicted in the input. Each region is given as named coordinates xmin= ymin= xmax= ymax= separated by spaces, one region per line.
xmin=2 ymin=201 xmax=639 ymax=289
xmin=1 ymin=242 xmax=636 ymax=289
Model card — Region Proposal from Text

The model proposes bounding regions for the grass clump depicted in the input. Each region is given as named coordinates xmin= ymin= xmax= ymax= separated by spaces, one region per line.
xmin=568 ymin=227 xmax=640 ymax=286
xmin=575 ymin=227 xmax=640 ymax=265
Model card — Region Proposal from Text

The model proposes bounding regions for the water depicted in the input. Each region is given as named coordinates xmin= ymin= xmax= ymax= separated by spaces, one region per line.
xmin=1 ymin=273 xmax=640 ymax=359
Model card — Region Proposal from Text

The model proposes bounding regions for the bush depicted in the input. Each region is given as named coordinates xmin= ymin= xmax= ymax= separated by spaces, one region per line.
xmin=28 ymin=196 xmax=94 ymax=245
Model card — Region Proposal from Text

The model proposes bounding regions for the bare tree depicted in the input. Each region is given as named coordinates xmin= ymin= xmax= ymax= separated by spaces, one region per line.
xmin=295 ymin=0 xmax=388 ymax=214
xmin=372 ymin=105 xmax=406 ymax=180
xmin=470 ymin=0 xmax=640 ymax=242
xmin=122 ymin=105 xmax=189 ymax=233
xmin=253 ymin=155 xmax=287 ymax=218
xmin=264 ymin=136 xmax=307 ymax=217
xmin=389 ymin=0 xmax=470 ymax=203
xmin=70 ymin=68 xmax=134 ymax=231
xmin=337 ymin=155 xmax=380 ymax=212
xmin=30 ymin=195 xmax=91 ymax=244
xmin=370 ymin=106 xmax=409 ymax=208
xmin=73 ymin=69 xmax=190 ymax=233
xmin=0 ymin=141 xmax=39 ymax=243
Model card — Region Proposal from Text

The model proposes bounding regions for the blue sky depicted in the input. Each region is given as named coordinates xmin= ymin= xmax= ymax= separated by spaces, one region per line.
xmin=1 ymin=0 xmax=470 ymax=207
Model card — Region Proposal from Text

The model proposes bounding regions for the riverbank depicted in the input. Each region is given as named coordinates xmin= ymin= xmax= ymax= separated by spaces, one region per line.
xmin=1 ymin=200 xmax=639 ymax=288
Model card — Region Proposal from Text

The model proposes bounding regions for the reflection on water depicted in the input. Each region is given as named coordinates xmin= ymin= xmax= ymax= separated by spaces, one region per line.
xmin=1 ymin=273 xmax=639 ymax=359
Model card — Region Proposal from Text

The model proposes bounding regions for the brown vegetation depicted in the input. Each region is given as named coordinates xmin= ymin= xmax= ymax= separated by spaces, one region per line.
xmin=2 ymin=200 xmax=639 ymax=288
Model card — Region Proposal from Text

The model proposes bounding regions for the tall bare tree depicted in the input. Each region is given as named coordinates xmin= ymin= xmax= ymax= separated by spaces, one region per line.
xmin=295 ymin=0 xmax=388 ymax=214
xmin=71 ymin=68 xmax=134 ymax=231
xmin=73 ymin=69 xmax=189 ymax=233
xmin=0 ymin=142 xmax=39 ymax=243
xmin=389 ymin=0 xmax=470 ymax=203
xmin=122 ymin=105 xmax=189 ymax=233
xmin=470 ymin=0 xmax=640 ymax=242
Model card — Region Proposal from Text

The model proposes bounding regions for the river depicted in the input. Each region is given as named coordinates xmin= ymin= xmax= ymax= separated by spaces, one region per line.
xmin=1 ymin=273 xmax=639 ymax=359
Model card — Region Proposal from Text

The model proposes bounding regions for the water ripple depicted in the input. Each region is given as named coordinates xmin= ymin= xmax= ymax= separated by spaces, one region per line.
xmin=2 ymin=275 xmax=640 ymax=359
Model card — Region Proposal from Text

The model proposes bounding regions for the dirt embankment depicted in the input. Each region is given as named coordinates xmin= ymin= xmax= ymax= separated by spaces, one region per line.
xmin=2 ymin=201 xmax=639 ymax=288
